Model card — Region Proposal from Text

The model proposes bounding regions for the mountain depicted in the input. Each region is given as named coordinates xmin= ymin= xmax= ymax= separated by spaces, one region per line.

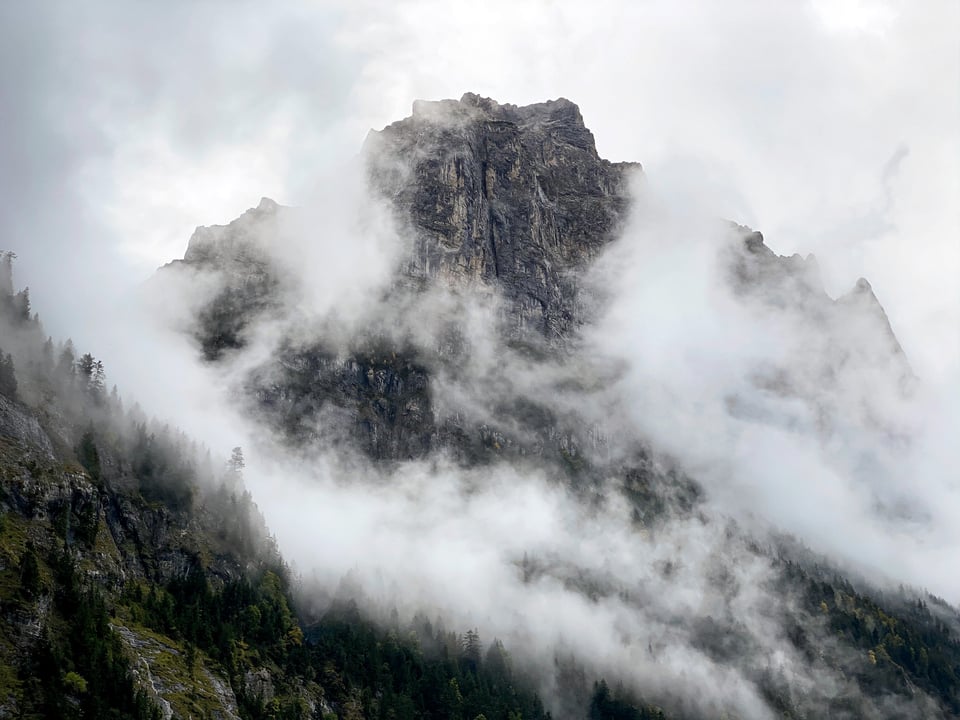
xmin=2 ymin=96 xmax=958 ymax=719
xmin=155 ymin=95 xmax=958 ymax=719
xmin=162 ymin=94 xmax=914 ymax=475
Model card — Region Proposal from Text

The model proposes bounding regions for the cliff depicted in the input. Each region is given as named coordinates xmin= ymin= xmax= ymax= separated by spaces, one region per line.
xmin=166 ymin=95 xmax=912 ymax=468
xmin=364 ymin=93 xmax=640 ymax=339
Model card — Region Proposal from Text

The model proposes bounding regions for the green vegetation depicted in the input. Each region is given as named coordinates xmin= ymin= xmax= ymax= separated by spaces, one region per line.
xmin=589 ymin=681 xmax=667 ymax=720
xmin=119 ymin=563 xmax=557 ymax=720
xmin=75 ymin=429 xmax=101 ymax=486
xmin=16 ymin=549 xmax=161 ymax=719
xmin=782 ymin=558 xmax=960 ymax=714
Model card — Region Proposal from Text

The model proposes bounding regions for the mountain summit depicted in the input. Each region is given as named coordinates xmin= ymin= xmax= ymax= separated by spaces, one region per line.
xmin=363 ymin=93 xmax=639 ymax=340
xmin=164 ymin=94 xmax=912 ymax=461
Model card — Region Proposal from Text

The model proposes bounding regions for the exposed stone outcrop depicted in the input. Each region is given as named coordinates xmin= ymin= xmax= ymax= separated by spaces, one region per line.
xmin=0 ymin=395 xmax=54 ymax=461
xmin=158 ymin=198 xmax=285 ymax=360
xmin=166 ymin=95 xmax=642 ymax=465
xmin=113 ymin=622 xmax=241 ymax=720
xmin=365 ymin=93 xmax=640 ymax=339
xmin=162 ymin=94 xmax=912 ymax=472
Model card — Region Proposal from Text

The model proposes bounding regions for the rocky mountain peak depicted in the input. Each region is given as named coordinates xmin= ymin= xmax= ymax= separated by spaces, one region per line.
xmin=365 ymin=93 xmax=640 ymax=339
xmin=405 ymin=93 xmax=597 ymax=152
xmin=838 ymin=274 xmax=912 ymax=376
xmin=182 ymin=197 xmax=281 ymax=268
xmin=157 ymin=95 xmax=915 ymax=457
xmin=256 ymin=196 xmax=279 ymax=212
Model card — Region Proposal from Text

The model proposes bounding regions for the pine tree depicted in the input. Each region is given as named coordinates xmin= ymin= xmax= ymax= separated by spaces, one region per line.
xmin=462 ymin=629 xmax=483 ymax=672
xmin=77 ymin=430 xmax=101 ymax=484
xmin=14 ymin=287 xmax=30 ymax=322
xmin=57 ymin=340 xmax=76 ymax=383
xmin=77 ymin=353 xmax=95 ymax=382
xmin=0 ymin=251 xmax=13 ymax=297
xmin=228 ymin=446 xmax=245 ymax=480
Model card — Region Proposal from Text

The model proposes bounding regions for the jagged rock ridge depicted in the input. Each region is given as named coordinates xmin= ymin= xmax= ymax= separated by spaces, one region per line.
xmin=168 ymin=94 xmax=912 ymax=469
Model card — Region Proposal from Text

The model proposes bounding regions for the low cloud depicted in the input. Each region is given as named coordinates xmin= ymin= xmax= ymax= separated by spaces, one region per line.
xmin=2 ymin=2 xmax=957 ymax=716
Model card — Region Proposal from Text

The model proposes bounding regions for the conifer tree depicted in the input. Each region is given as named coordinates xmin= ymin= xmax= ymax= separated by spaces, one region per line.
xmin=0 ymin=251 xmax=13 ymax=297
xmin=228 ymin=446 xmax=245 ymax=480
xmin=14 ymin=287 xmax=30 ymax=322
xmin=57 ymin=340 xmax=76 ymax=383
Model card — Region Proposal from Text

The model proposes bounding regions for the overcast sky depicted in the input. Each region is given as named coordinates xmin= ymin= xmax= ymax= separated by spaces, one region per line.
xmin=1 ymin=0 xmax=957 ymax=387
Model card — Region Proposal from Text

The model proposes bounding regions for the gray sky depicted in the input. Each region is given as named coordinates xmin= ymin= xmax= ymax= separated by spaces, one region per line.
xmin=1 ymin=0 xmax=957 ymax=386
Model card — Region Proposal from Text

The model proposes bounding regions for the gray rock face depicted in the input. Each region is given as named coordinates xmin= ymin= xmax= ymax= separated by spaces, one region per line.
xmin=0 ymin=396 xmax=259 ymax=590
xmin=159 ymin=198 xmax=284 ymax=359
xmin=113 ymin=622 xmax=242 ymax=720
xmin=167 ymin=95 xmax=643 ymax=464
xmin=365 ymin=93 xmax=640 ymax=339
xmin=164 ymin=94 xmax=912 ymax=473
xmin=174 ymin=94 xmax=640 ymax=348
xmin=182 ymin=197 xmax=281 ymax=268
xmin=727 ymin=223 xmax=915 ymax=408
xmin=250 ymin=344 xmax=438 ymax=461
xmin=0 ymin=395 xmax=54 ymax=461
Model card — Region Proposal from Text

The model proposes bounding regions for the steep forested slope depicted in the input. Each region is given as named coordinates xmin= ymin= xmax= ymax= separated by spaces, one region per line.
xmin=0 ymin=255 xmax=580 ymax=719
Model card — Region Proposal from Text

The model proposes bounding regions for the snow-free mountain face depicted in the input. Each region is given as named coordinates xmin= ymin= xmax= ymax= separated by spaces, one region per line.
xmin=363 ymin=93 xmax=640 ymax=340
xmin=149 ymin=95 xmax=958 ymax=719
xmin=158 ymin=94 xmax=912 ymax=466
